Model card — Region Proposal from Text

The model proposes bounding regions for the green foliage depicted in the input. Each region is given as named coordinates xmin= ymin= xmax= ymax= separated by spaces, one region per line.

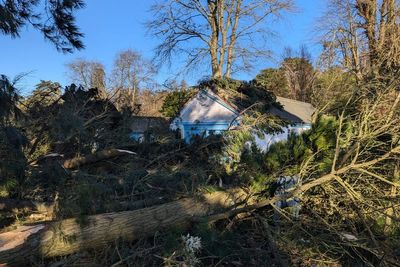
xmin=0 ymin=128 xmax=27 ymax=197
xmin=0 ymin=75 xmax=22 ymax=125
xmin=254 ymin=68 xmax=289 ymax=97
xmin=21 ymin=81 xmax=62 ymax=160
xmin=197 ymin=78 xmax=276 ymax=112
xmin=160 ymin=89 xmax=194 ymax=118
xmin=207 ymin=114 xmax=345 ymax=200
xmin=264 ymin=132 xmax=311 ymax=174
xmin=44 ymin=84 xmax=123 ymax=154
xmin=0 ymin=75 xmax=27 ymax=197
xmin=160 ymin=226 xmax=187 ymax=256
xmin=254 ymin=55 xmax=315 ymax=103
xmin=263 ymin=115 xmax=342 ymax=177
xmin=191 ymin=221 xmax=275 ymax=266
xmin=0 ymin=0 xmax=85 ymax=52
xmin=217 ymin=129 xmax=253 ymax=175
xmin=23 ymin=81 xmax=62 ymax=112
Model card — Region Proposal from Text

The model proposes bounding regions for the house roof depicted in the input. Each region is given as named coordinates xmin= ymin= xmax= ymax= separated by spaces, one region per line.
xmin=269 ymin=96 xmax=315 ymax=124
xmin=176 ymin=87 xmax=315 ymax=124
xmin=130 ymin=116 xmax=170 ymax=132
xmin=175 ymin=89 xmax=239 ymax=124
xmin=196 ymin=90 xmax=315 ymax=124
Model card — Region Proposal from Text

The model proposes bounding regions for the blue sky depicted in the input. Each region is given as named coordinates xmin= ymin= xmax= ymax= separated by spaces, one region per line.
xmin=0 ymin=0 xmax=326 ymax=94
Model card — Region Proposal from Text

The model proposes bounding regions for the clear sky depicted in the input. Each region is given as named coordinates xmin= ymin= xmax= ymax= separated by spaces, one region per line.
xmin=0 ymin=0 xmax=327 ymax=94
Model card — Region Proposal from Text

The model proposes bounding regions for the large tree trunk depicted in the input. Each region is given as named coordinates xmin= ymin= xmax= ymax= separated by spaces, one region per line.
xmin=0 ymin=170 xmax=343 ymax=266
xmin=0 ymin=189 xmax=249 ymax=266
xmin=208 ymin=1 xmax=222 ymax=79
xmin=2 ymin=145 xmax=398 ymax=266
xmin=224 ymin=0 xmax=241 ymax=78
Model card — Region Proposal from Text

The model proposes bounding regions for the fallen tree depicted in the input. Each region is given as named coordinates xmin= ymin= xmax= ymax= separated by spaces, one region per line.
xmin=1 ymin=142 xmax=398 ymax=265
xmin=0 ymin=188 xmax=251 ymax=265
xmin=1 ymin=83 xmax=398 ymax=267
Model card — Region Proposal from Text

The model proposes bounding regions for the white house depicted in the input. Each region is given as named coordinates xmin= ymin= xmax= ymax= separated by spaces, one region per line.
xmin=253 ymin=96 xmax=315 ymax=152
xmin=171 ymin=88 xmax=315 ymax=150
xmin=170 ymin=89 xmax=240 ymax=143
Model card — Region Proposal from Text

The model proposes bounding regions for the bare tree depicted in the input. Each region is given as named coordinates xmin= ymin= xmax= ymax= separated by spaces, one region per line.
xmin=318 ymin=0 xmax=400 ymax=81
xmin=147 ymin=0 xmax=294 ymax=79
xmin=255 ymin=46 xmax=316 ymax=102
xmin=281 ymin=46 xmax=316 ymax=102
xmin=110 ymin=50 xmax=156 ymax=111
xmin=66 ymin=59 xmax=107 ymax=98
xmin=138 ymin=90 xmax=168 ymax=117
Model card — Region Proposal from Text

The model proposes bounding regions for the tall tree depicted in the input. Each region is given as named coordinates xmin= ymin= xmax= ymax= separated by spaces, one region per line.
xmin=0 ymin=75 xmax=21 ymax=126
xmin=281 ymin=46 xmax=316 ymax=102
xmin=110 ymin=49 xmax=156 ymax=111
xmin=66 ymin=59 xmax=107 ymax=98
xmin=0 ymin=0 xmax=85 ymax=53
xmin=319 ymin=0 xmax=400 ymax=81
xmin=255 ymin=46 xmax=315 ymax=103
xmin=148 ymin=0 xmax=294 ymax=79
xmin=0 ymin=75 xmax=27 ymax=197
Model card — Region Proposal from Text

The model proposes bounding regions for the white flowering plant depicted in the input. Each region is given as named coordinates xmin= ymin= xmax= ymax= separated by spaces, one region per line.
xmin=181 ymin=234 xmax=202 ymax=266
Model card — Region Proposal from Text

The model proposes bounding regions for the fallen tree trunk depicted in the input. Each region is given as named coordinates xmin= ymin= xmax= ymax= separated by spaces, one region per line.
xmin=0 ymin=188 xmax=250 ymax=266
xmin=63 ymin=149 xmax=136 ymax=169
xmin=2 ymin=147 xmax=398 ymax=265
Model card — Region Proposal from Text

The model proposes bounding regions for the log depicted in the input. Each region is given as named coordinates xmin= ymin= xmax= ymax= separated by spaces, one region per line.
xmin=63 ymin=149 xmax=136 ymax=169
xmin=3 ymin=146 xmax=396 ymax=266
xmin=0 ymin=189 xmax=249 ymax=266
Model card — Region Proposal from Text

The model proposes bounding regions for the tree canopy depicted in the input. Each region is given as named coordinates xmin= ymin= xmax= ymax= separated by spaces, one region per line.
xmin=0 ymin=0 xmax=85 ymax=53
xmin=148 ymin=0 xmax=294 ymax=78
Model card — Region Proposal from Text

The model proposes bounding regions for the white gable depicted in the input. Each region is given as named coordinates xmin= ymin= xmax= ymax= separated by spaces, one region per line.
xmin=178 ymin=89 xmax=238 ymax=123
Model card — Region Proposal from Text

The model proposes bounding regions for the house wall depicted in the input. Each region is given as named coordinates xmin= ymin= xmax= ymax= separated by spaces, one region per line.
xmin=172 ymin=90 xmax=239 ymax=143
xmin=179 ymin=90 xmax=238 ymax=123
xmin=171 ymin=89 xmax=313 ymax=147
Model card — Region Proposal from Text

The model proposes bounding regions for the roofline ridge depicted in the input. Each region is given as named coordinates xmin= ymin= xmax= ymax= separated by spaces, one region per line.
xmin=276 ymin=95 xmax=313 ymax=106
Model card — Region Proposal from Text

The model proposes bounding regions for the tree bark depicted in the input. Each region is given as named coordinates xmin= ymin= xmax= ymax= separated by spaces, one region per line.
xmin=225 ymin=0 xmax=241 ymax=78
xmin=0 ymin=189 xmax=249 ymax=266
xmin=2 ymin=146 xmax=398 ymax=265
xmin=356 ymin=0 xmax=378 ymax=68
xmin=208 ymin=1 xmax=222 ymax=78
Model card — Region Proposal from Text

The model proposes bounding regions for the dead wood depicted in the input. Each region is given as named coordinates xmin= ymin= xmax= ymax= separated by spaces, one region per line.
xmin=63 ymin=149 xmax=136 ymax=169
xmin=0 ymin=188 xmax=248 ymax=265
xmin=1 ymin=144 xmax=398 ymax=265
